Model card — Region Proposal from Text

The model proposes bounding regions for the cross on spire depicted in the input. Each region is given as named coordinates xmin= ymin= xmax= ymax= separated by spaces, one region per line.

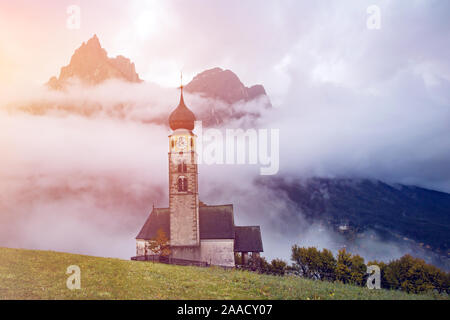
xmin=179 ymin=72 xmax=184 ymax=91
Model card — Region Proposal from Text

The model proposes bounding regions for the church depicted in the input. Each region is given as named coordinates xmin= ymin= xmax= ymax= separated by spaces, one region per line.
xmin=134 ymin=84 xmax=263 ymax=267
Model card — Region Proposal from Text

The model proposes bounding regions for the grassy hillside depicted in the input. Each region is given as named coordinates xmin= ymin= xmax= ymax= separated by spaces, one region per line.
xmin=0 ymin=247 xmax=445 ymax=300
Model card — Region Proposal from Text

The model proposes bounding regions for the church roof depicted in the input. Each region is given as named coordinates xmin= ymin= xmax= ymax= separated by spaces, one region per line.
xmin=136 ymin=205 xmax=234 ymax=240
xmin=234 ymin=226 xmax=264 ymax=252
xmin=135 ymin=208 xmax=170 ymax=240
xmin=136 ymin=205 xmax=263 ymax=252
xmin=168 ymin=88 xmax=196 ymax=131
xmin=199 ymin=205 xmax=235 ymax=239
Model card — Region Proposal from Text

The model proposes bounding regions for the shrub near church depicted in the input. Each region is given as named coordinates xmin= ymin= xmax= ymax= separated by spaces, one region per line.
xmin=243 ymin=245 xmax=449 ymax=295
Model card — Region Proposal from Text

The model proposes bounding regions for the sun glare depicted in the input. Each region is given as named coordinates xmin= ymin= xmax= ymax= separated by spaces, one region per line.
xmin=133 ymin=1 xmax=167 ymax=38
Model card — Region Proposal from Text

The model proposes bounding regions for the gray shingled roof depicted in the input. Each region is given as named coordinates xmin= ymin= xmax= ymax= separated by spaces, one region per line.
xmin=136 ymin=205 xmax=235 ymax=240
xmin=136 ymin=205 xmax=263 ymax=253
xmin=199 ymin=205 xmax=234 ymax=239
xmin=136 ymin=208 xmax=170 ymax=240
xmin=234 ymin=226 xmax=264 ymax=252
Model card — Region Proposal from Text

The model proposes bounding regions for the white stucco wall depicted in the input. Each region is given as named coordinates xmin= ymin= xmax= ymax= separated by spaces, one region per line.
xmin=136 ymin=239 xmax=235 ymax=267
xmin=171 ymin=246 xmax=202 ymax=261
xmin=200 ymin=239 xmax=235 ymax=267
xmin=136 ymin=239 xmax=147 ymax=256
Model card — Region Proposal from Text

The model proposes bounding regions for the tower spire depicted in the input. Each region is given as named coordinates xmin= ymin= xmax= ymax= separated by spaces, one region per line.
xmin=179 ymin=71 xmax=186 ymax=109
xmin=178 ymin=71 xmax=184 ymax=102
xmin=169 ymin=73 xmax=196 ymax=131
xmin=180 ymin=71 xmax=184 ymax=91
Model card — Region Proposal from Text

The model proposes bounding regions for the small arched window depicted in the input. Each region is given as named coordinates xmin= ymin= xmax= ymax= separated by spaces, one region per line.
xmin=177 ymin=177 xmax=188 ymax=192
xmin=190 ymin=137 xmax=194 ymax=148
xmin=178 ymin=162 xmax=187 ymax=173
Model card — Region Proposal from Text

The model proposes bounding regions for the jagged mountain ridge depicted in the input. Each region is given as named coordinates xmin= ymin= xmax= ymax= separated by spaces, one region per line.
xmin=37 ymin=35 xmax=271 ymax=126
xmin=185 ymin=67 xmax=270 ymax=105
xmin=47 ymin=35 xmax=142 ymax=89
xmin=185 ymin=67 xmax=272 ymax=126
xmin=46 ymin=36 xmax=270 ymax=107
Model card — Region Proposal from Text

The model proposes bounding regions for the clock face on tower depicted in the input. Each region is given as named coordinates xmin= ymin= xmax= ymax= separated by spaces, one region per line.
xmin=176 ymin=136 xmax=187 ymax=150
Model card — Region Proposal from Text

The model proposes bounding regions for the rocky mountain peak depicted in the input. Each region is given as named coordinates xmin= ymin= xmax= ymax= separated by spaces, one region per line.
xmin=86 ymin=34 xmax=101 ymax=47
xmin=185 ymin=67 xmax=271 ymax=106
xmin=47 ymin=35 xmax=142 ymax=89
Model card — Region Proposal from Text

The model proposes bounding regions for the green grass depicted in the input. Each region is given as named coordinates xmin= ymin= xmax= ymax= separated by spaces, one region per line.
xmin=0 ymin=247 xmax=446 ymax=300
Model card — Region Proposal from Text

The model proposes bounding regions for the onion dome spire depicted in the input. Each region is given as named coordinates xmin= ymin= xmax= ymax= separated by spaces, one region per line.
xmin=169 ymin=73 xmax=196 ymax=131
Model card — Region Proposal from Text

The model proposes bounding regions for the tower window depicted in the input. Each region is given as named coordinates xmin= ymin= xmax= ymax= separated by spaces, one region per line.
xmin=178 ymin=162 xmax=187 ymax=173
xmin=190 ymin=137 xmax=194 ymax=148
xmin=177 ymin=177 xmax=188 ymax=192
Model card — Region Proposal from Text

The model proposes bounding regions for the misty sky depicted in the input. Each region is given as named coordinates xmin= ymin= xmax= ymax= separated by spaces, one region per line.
xmin=0 ymin=1 xmax=449 ymax=261
xmin=0 ymin=0 xmax=448 ymax=191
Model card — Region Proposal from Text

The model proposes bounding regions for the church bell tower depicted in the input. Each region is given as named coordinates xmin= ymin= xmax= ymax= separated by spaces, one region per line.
xmin=168 ymin=81 xmax=200 ymax=248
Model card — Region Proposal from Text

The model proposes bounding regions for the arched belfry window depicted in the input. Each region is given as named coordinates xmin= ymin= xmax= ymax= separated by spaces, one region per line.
xmin=190 ymin=137 xmax=194 ymax=148
xmin=178 ymin=161 xmax=187 ymax=173
xmin=178 ymin=177 xmax=188 ymax=192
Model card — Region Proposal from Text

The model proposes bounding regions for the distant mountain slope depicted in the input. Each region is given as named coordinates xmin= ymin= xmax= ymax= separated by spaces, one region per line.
xmin=262 ymin=177 xmax=450 ymax=267
xmin=47 ymin=35 xmax=142 ymax=89
xmin=185 ymin=67 xmax=271 ymax=105
xmin=184 ymin=67 xmax=272 ymax=126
